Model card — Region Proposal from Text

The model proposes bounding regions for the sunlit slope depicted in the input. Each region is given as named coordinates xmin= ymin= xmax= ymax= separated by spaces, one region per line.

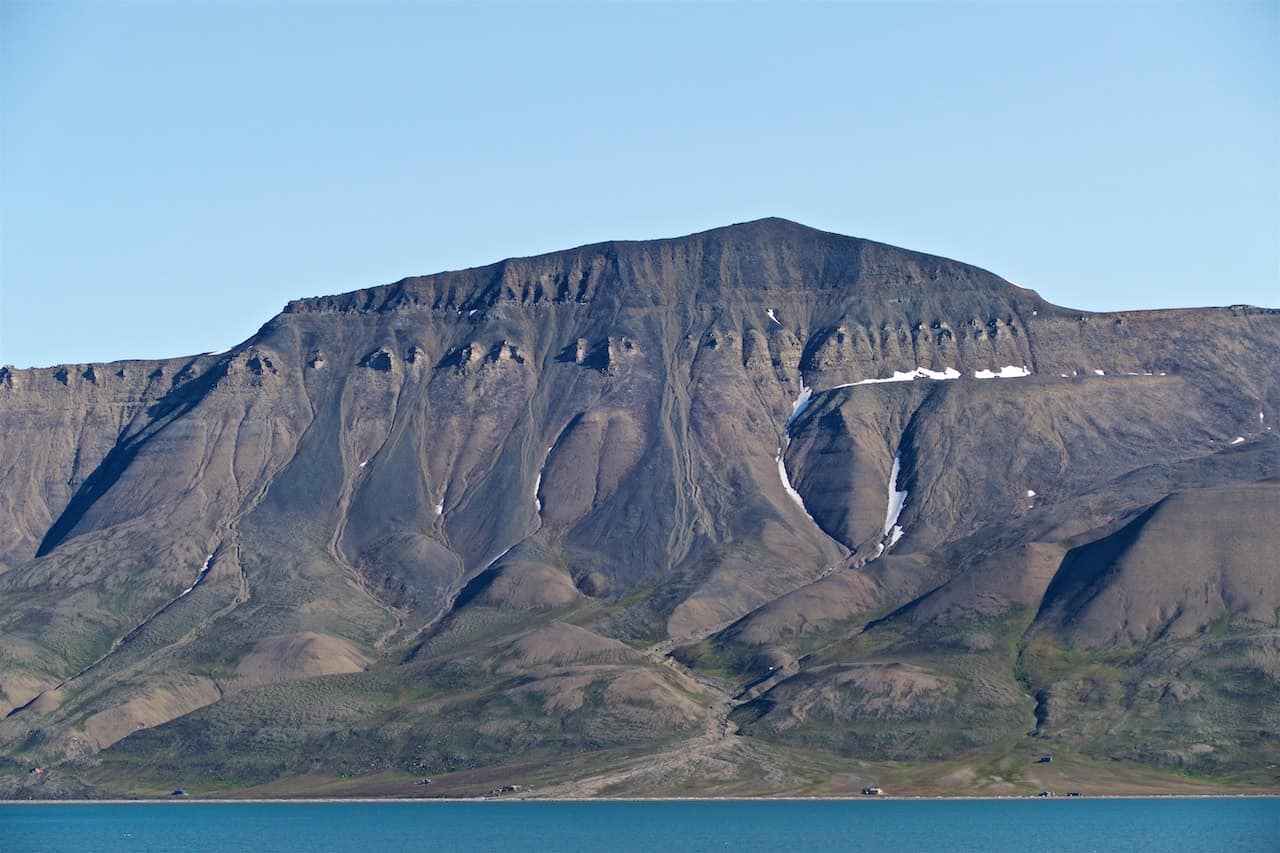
xmin=1 ymin=219 xmax=1276 ymax=795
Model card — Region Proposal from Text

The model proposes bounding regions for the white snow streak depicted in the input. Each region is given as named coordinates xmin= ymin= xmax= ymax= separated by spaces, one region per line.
xmin=786 ymin=384 xmax=813 ymax=431
xmin=766 ymin=308 xmax=782 ymax=326
xmin=179 ymin=554 xmax=214 ymax=597
xmin=853 ymin=369 xmax=923 ymax=385
xmin=1093 ymin=369 xmax=1105 ymax=376
xmin=533 ymin=446 xmax=551 ymax=513
xmin=775 ymin=446 xmax=816 ymax=524
xmin=830 ymin=366 xmax=961 ymax=391
xmin=777 ymin=385 xmax=822 ymax=529
xmin=974 ymin=365 xmax=1031 ymax=379
xmin=482 ymin=544 xmax=515 ymax=573
xmin=888 ymin=526 xmax=904 ymax=547
xmin=435 ymin=501 xmax=444 ymax=516
xmin=1231 ymin=436 xmax=1246 ymax=445
xmin=206 ymin=348 xmax=230 ymax=356
xmin=883 ymin=453 xmax=908 ymax=538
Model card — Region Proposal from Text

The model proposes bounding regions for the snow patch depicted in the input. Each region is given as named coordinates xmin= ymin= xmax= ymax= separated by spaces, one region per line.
xmin=776 ymin=389 xmax=824 ymax=530
xmin=482 ymin=544 xmax=515 ymax=573
xmin=830 ymin=367 xmax=961 ymax=390
xmin=866 ymin=367 xmax=959 ymax=384
xmin=206 ymin=348 xmax=230 ymax=356
xmin=775 ymin=446 xmax=813 ymax=520
xmin=888 ymin=525 xmax=904 ymax=547
xmin=1093 ymin=369 xmax=1105 ymax=376
xmin=883 ymin=453 xmax=908 ymax=538
xmin=856 ymin=369 xmax=921 ymax=385
xmin=179 ymin=554 xmax=214 ymax=597
xmin=786 ymin=383 xmax=813 ymax=431
xmin=974 ymin=365 xmax=1031 ymax=379
xmin=766 ymin=308 xmax=782 ymax=326
xmin=468 ymin=309 xmax=478 ymax=317
xmin=435 ymin=501 xmax=444 ymax=516
xmin=533 ymin=446 xmax=551 ymax=513
xmin=1230 ymin=436 xmax=1246 ymax=445
xmin=1026 ymin=489 xmax=1036 ymax=497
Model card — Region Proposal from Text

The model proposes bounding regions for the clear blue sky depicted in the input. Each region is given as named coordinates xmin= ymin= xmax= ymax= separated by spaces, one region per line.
xmin=2 ymin=1 xmax=1276 ymax=368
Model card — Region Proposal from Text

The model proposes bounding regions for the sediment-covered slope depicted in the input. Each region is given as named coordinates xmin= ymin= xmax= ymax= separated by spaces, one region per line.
xmin=0 ymin=218 xmax=1276 ymax=795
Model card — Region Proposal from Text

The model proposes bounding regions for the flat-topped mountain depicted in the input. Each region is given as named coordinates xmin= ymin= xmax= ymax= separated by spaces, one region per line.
xmin=1 ymin=219 xmax=1277 ymax=798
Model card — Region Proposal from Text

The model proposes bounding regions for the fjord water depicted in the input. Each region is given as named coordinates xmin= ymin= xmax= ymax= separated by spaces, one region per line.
xmin=2 ymin=799 xmax=1276 ymax=852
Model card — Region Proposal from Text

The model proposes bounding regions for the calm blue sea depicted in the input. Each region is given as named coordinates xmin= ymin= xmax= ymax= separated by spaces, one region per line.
xmin=1 ymin=799 xmax=1276 ymax=852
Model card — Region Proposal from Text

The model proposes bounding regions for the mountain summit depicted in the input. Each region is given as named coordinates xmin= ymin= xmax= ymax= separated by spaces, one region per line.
xmin=1 ymin=220 xmax=1277 ymax=798
xmin=285 ymin=217 xmax=1036 ymax=319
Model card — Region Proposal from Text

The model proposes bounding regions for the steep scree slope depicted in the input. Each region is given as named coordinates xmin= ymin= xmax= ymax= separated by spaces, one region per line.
xmin=1 ymin=219 xmax=1277 ymax=795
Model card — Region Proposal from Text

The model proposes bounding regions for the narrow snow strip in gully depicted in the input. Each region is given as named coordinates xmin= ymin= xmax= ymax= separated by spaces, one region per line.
xmin=179 ymin=554 xmax=215 ymax=597
xmin=777 ymin=384 xmax=820 ymax=526
xmin=786 ymin=383 xmax=813 ymax=430
xmin=775 ymin=448 xmax=811 ymax=516
xmin=533 ymin=446 xmax=551 ymax=513
xmin=883 ymin=453 xmax=908 ymax=544
xmin=481 ymin=544 xmax=515 ymax=573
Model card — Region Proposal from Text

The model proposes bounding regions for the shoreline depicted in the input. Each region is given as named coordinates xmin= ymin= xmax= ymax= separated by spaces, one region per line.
xmin=5 ymin=793 xmax=1278 ymax=804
